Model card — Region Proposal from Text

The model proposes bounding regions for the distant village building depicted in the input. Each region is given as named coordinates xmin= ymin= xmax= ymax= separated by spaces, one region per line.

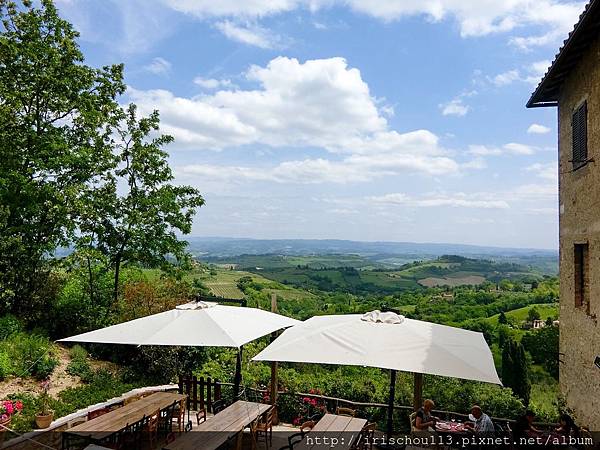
xmin=527 ymin=0 xmax=600 ymax=429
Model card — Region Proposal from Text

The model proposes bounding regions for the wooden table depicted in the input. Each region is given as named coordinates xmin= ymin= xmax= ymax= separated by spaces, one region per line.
xmin=66 ymin=392 xmax=187 ymax=442
xmin=300 ymin=414 xmax=367 ymax=450
xmin=164 ymin=400 xmax=272 ymax=450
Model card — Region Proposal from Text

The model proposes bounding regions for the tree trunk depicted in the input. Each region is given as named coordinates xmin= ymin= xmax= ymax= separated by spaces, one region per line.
xmin=86 ymin=254 xmax=95 ymax=305
xmin=113 ymin=255 xmax=121 ymax=305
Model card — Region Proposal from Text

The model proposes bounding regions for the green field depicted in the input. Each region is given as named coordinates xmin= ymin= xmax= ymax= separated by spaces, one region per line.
xmin=485 ymin=303 xmax=559 ymax=325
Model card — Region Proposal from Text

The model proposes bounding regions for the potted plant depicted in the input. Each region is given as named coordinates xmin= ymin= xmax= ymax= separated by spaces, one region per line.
xmin=0 ymin=399 xmax=23 ymax=442
xmin=35 ymin=380 xmax=53 ymax=429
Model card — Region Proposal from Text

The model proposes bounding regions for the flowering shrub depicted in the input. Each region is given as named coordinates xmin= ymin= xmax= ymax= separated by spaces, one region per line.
xmin=0 ymin=400 xmax=23 ymax=422
xmin=292 ymin=389 xmax=327 ymax=425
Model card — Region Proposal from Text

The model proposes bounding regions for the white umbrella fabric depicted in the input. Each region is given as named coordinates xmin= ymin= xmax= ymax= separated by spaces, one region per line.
xmin=59 ymin=301 xmax=299 ymax=348
xmin=59 ymin=301 xmax=300 ymax=401
xmin=252 ymin=311 xmax=500 ymax=436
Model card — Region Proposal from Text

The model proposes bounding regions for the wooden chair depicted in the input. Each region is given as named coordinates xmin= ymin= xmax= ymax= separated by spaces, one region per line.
xmin=212 ymin=399 xmax=226 ymax=414
xmin=144 ymin=409 xmax=160 ymax=449
xmin=288 ymin=420 xmax=315 ymax=448
xmin=196 ymin=407 xmax=207 ymax=425
xmin=579 ymin=428 xmax=595 ymax=449
xmin=358 ymin=422 xmax=376 ymax=450
xmin=247 ymin=417 xmax=261 ymax=450
xmin=172 ymin=398 xmax=187 ymax=433
xmin=87 ymin=407 xmax=109 ymax=421
xmin=336 ymin=407 xmax=356 ymax=417
xmin=409 ymin=412 xmax=418 ymax=434
xmin=255 ymin=407 xmax=276 ymax=449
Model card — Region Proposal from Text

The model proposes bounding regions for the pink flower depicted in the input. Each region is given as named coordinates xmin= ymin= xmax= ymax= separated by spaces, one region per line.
xmin=15 ymin=401 xmax=22 ymax=411
xmin=4 ymin=403 xmax=13 ymax=415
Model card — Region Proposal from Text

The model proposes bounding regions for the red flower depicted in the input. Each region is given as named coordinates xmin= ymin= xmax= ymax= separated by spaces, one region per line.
xmin=15 ymin=401 xmax=22 ymax=411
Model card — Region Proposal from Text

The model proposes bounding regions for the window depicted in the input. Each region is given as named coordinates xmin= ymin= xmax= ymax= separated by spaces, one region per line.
xmin=574 ymin=243 xmax=590 ymax=314
xmin=572 ymin=101 xmax=588 ymax=170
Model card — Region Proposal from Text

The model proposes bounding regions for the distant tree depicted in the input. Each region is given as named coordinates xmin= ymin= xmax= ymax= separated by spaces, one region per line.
xmin=521 ymin=325 xmax=559 ymax=379
xmin=502 ymin=338 xmax=531 ymax=405
xmin=498 ymin=311 xmax=508 ymax=325
xmin=544 ymin=316 xmax=554 ymax=327
xmin=497 ymin=325 xmax=510 ymax=349
xmin=77 ymin=104 xmax=204 ymax=304
xmin=0 ymin=0 xmax=124 ymax=316
xmin=527 ymin=307 xmax=541 ymax=324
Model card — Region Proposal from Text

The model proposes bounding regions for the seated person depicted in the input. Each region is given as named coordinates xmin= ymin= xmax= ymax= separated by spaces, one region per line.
xmin=556 ymin=413 xmax=578 ymax=437
xmin=415 ymin=399 xmax=438 ymax=431
xmin=513 ymin=410 xmax=540 ymax=442
xmin=464 ymin=405 xmax=495 ymax=436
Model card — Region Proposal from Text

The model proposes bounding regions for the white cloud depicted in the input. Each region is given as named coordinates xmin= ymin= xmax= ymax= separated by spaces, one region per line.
xmin=489 ymin=69 xmax=520 ymax=86
xmin=193 ymin=76 xmax=233 ymax=89
xmin=130 ymin=57 xmax=464 ymax=181
xmin=214 ymin=20 xmax=285 ymax=48
xmin=144 ymin=57 xmax=172 ymax=75
xmin=368 ymin=192 xmax=510 ymax=209
xmin=439 ymin=97 xmax=469 ymax=117
xmin=164 ymin=0 xmax=584 ymax=47
xmin=504 ymin=142 xmax=536 ymax=155
xmin=468 ymin=143 xmax=536 ymax=156
xmin=523 ymin=59 xmax=552 ymax=85
xmin=527 ymin=123 xmax=551 ymax=134
xmin=525 ymin=162 xmax=558 ymax=182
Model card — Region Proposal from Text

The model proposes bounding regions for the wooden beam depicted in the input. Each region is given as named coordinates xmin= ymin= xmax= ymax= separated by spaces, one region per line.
xmin=386 ymin=369 xmax=397 ymax=439
xmin=270 ymin=293 xmax=279 ymax=424
xmin=413 ymin=372 xmax=423 ymax=411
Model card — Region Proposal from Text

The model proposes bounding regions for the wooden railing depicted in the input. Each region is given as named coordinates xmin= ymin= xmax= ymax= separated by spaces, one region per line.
xmin=215 ymin=382 xmax=557 ymax=431
xmin=178 ymin=375 xmax=222 ymax=412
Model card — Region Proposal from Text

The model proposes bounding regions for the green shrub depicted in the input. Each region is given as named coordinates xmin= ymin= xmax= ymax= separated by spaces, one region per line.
xmin=0 ymin=351 xmax=12 ymax=380
xmin=5 ymin=333 xmax=57 ymax=379
xmin=66 ymin=345 xmax=92 ymax=381
xmin=32 ymin=356 xmax=59 ymax=380
xmin=0 ymin=315 xmax=23 ymax=340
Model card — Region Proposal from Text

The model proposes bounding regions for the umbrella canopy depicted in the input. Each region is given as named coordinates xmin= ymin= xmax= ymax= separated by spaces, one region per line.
xmin=252 ymin=311 xmax=500 ymax=384
xmin=58 ymin=301 xmax=300 ymax=348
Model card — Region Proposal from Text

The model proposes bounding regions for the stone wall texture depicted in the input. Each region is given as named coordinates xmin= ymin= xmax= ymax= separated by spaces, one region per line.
xmin=558 ymin=35 xmax=600 ymax=430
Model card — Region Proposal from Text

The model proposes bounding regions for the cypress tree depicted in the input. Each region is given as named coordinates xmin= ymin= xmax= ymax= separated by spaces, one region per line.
xmin=502 ymin=338 xmax=531 ymax=405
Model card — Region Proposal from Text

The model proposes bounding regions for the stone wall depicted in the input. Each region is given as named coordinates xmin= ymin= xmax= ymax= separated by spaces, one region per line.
xmin=558 ymin=35 xmax=600 ymax=430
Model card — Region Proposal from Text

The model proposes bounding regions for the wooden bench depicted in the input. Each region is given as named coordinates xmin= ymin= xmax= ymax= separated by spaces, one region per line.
xmin=163 ymin=400 xmax=272 ymax=450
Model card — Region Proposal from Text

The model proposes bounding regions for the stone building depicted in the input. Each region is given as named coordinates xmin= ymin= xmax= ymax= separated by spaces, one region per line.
xmin=527 ymin=0 xmax=600 ymax=429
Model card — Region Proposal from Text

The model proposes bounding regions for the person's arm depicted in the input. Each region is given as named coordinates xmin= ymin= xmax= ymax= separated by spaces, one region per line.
xmin=415 ymin=415 xmax=435 ymax=430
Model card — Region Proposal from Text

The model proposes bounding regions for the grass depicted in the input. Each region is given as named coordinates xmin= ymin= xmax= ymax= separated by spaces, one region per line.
xmin=485 ymin=303 xmax=559 ymax=326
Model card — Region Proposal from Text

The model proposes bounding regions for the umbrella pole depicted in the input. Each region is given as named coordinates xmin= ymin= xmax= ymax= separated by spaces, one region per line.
xmin=386 ymin=369 xmax=397 ymax=440
xmin=234 ymin=346 xmax=243 ymax=399
xmin=413 ymin=372 xmax=423 ymax=411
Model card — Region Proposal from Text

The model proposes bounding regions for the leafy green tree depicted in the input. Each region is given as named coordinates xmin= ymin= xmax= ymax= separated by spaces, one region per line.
xmin=527 ymin=307 xmax=541 ymax=324
xmin=498 ymin=311 xmax=508 ymax=325
xmin=0 ymin=0 xmax=124 ymax=315
xmin=77 ymin=104 xmax=204 ymax=303
xmin=521 ymin=325 xmax=559 ymax=379
xmin=502 ymin=338 xmax=531 ymax=405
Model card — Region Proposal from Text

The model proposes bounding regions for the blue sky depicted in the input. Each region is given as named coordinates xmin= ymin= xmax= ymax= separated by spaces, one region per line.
xmin=55 ymin=0 xmax=584 ymax=249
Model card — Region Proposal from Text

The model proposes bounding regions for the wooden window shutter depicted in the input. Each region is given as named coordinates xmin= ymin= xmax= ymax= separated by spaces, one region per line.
xmin=572 ymin=101 xmax=588 ymax=170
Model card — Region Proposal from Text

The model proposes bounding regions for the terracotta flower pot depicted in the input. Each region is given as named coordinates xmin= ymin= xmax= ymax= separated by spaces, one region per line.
xmin=35 ymin=412 xmax=53 ymax=429
xmin=0 ymin=417 xmax=10 ymax=443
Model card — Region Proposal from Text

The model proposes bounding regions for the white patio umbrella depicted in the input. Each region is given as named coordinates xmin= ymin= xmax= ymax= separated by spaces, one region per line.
xmin=252 ymin=311 xmax=500 ymax=436
xmin=59 ymin=301 xmax=300 ymax=397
